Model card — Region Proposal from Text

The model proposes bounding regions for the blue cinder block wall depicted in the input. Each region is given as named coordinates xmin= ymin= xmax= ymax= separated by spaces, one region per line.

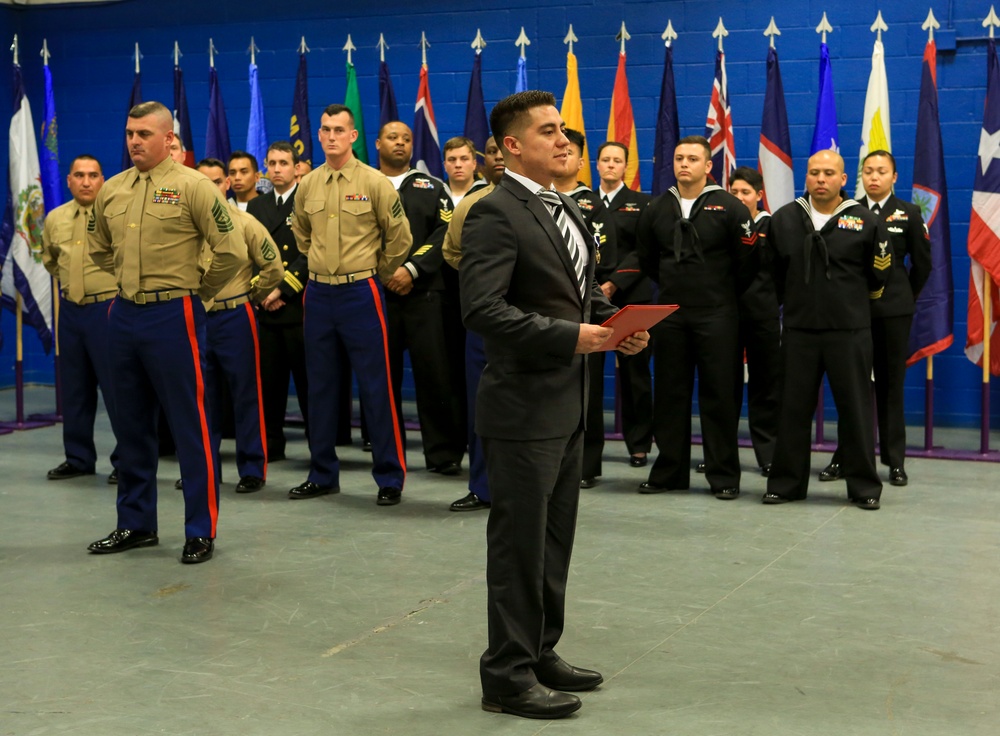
xmin=1 ymin=0 xmax=998 ymax=427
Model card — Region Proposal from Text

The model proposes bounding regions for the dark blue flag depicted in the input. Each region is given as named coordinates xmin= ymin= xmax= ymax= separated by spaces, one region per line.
xmin=810 ymin=42 xmax=839 ymax=155
xmin=204 ymin=66 xmax=231 ymax=164
xmin=379 ymin=60 xmax=399 ymax=128
xmin=758 ymin=46 xmax=794 ymax=211
xmin=121 ymin=71 xmax=142 ymax=172
xmin=40 ymin=64 xmax=61 ymax=211
xmin=291 ymin=52 xmax=312 ymax=166
xmin=173 ymin=65 xmax=195 ymax=167
xmin=413 ymin=65 xmax=443 ymax=178
xmin=463 ymin=52 xmax=489 ymax=156
xmin=652 ymin=43 xmax=679 ymax=196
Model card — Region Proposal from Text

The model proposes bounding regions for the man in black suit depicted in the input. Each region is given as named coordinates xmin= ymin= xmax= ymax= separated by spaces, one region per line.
xmin=819 ymin=150 xmax=931 ymax=487
xmin=461 ymin=90 xmax=648 ymax=720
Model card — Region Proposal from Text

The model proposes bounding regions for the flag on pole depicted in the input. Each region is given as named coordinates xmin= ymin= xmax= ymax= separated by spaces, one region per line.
xmin=173 ymin=63 xmax=195 ymax=168
xmin=40 ymin=61 xmax=61 ymax=211
xmin=205 ymin=65 xmax=231 ymax=164
xmin=705 ymin=50 xmax=735 ymax=189
xmin=908 ymin=35 xmax=953 ymax=365
xmin=651 ymin=42 xmax=679 ymax=196
xmin=965 ymin=39 xmax=1000 ymax=375
xmin=758 ymin=46 xmax=794 ymax=212
xmin=810 ymin=42 xmax=839 ymax=155
xmin=855 ymin=36 xmax=892 ymax=197
xmin=0 ymin=62 xmax=53 ymax=352
xmin=413 ymin=65 xmax=443 ymax=178
xmin=606 ymin=52 xmax=640 ymax=190
xmin=344 ymin=61 xmax=369 ymax=164
xmin=464 ymin=52 xmax=489 ymax=158
xmin=560 ymin=48 xmax=591 ymax=188
xmin=290 ymin=51 xmax=312 ymax=166
xmin=379 ymin=59 xmax=399 ymax=129
xmin=247 ymin=60 xmax=268 ymax=174
xmin=121 ymin=70 xmax=142 ymax=172
xmin=515 ymin=56 xmax=528 ymax=93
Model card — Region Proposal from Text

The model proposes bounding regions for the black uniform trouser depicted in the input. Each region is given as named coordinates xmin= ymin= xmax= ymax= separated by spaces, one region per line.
xmin=737 ymin=315 xmax=782 ymax=468
xmin=648 ymin=304 xmax=742 ymax=491
xmin=387 ymin=290 xmax=466 ymax=467
xmin=258 ymin=318 xmax=309 ymax=460
xmin=582 ymin=351 xmax=608 ymax=478
xmin=768 ymin=327 xmax=882 ymax=501
xmin=617 ymin=343 xmax=653 ymax=455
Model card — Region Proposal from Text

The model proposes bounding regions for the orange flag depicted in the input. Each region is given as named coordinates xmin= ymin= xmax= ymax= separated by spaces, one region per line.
xmin=606 ymin=52 xmax=640 ymax=190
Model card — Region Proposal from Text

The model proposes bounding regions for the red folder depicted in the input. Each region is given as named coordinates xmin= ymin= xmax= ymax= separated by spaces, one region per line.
xmin=598 ymin=304 xmax=679 ymax=351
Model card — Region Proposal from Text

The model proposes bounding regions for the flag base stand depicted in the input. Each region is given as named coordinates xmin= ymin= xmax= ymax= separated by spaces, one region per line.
xmin=28 ymin=412 xmax=62 ymax=423
xmin=0 ymin=419 xmax=54 ymax=431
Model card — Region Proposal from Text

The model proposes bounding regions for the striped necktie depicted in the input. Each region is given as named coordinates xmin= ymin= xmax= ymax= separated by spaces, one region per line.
xmin=537 ymin=189 xmax=585 ymax=297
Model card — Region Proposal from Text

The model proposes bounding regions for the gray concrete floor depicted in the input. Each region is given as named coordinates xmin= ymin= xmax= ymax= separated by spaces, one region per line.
xmin=1 ymin=387 xmax=998 ymax=735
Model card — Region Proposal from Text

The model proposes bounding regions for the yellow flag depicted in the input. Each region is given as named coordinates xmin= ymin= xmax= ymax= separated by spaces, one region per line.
xmin=560 ymin=52 xmax=592 ymax=187
xmin=856 ymin=39 xmax=892 ymax=197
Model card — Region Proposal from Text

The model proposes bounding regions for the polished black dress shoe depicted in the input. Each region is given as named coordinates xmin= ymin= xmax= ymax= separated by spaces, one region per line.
xmin=47 ymin=461 xmax=94 ymax=480
xmin=175 ymin=478 xmax=184 ymax=490
xmin=88 ymin=528 xmax=158 ymax=554
xmin=714 ymin=487 xmax=740 ymax=500
xmin=819 ymin=462 xmax=842 ymax=481
xmin=181 ymin=537 xmax=214 ymax=563
xmin=450 ymin=493 xmax=490 ymax=512
xmin=638 ymin=481 xmax=669 ymax=494
xmin=853 ymin=497 xmax=881 ymax=510
xmin=267 ymin=451 xmax=286 ymax=462
xmin=235 ymin=475 xmax=265 ymax=494
xmin=629 ymin=454 xmax=648 ymax=467
xmin=760 ymin=464 xmax=772 ymax=478
xmin=889 ymin=467 xmax=908 ymax=486
xmin=580 ymin=477 xmax=598 ymax=489
xmin=429 ymin=461 xmax=462 ymax=476
xmin=362 ymin=440 xmax=373 ymax=452
xmin=535 ymin=659 xmax=603 ymax=692
xmin=696 ymin=462 xmax=706 ymax=473
xmin=762 ymin=492 xmax=793 ymax=505
xmin=377 ymin=486 xmax=402 ymax=506
xmin=481 ymin=683 xmax=581 ymax=719
xmin=107 ymin=468 xmax=119 ymax=485
xmin=288 ymin=481 xmax=338 ymax=499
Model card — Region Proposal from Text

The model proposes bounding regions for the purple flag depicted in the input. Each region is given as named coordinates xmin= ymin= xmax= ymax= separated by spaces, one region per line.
xmin=205 ymin=66 xmax=231 ymax=164
xmin=652 ymin=43 xmax=679 ymax=196
xmin=463 ymin=52 xmax=489 ymax=156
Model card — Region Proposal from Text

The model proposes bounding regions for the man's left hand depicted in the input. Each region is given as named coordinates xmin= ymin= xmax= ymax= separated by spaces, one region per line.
xmin=385 ymin=267 xmax=414 ymax=296
xmin=615 ymin=330 xmax=649 ymax=355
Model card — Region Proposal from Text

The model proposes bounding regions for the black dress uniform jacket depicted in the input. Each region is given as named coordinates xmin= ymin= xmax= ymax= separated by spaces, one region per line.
xmin=603 ymin=188 xmax=653 ymax=305
xmin=568 ymin=185 xmax=618 ymax=285
xmin=386 ymin=170 xmax=452 ymax=295
xmin=859 ymin=194 xmax=932 ymax=317
xmin=247 ymin=192 xmax=307 ymax=326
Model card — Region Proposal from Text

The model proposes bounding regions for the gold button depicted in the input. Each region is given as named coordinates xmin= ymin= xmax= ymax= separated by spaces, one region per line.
xmin=128 ymin=223 xmax=137 ymax=229
xmin=282 ymin=261 xmax=288 ymax=267
xmin=329 ymin=214 xmax=337 ymax=218
xmin=282 ymin=244 xmax=288 ymax=251
xmin=75 ymin=240 xmax=82 ymax=245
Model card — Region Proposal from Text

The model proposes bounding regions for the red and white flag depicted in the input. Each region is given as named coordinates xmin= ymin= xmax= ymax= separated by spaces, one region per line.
xmin=705 ymin=50 xmax=735 ymax=189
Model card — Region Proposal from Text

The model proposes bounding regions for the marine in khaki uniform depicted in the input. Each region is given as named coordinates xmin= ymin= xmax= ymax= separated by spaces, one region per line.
xmin=287 ymin=103 xmax=412 ymax=506
xmin=196 ymin=158 xmax=284 ymax=495
xmin=86 ymin=101 xmax=244 ymax=564
xmin=41 ymin=155 xmax=120 ymax=484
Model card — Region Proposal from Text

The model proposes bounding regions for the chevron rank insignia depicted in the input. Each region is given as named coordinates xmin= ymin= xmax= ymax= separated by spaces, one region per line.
xmin=261 ymin=239 xmax=277 ymax=261
xmin=440 ymin=209 xmax=453 ymax=222
xmin=87 ymin=211 xmax=96 ymax=233
xmin=212 ymin=199 xmax=235 ymax=233
xmin=873 ymin=240 xmax=891 ymax=271
xmin=391 ymin=198 xmax=404 ymax=219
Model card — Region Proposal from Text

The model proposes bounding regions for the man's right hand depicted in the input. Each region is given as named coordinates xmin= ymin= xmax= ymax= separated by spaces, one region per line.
xmin=575 ymin=324 xmax=614 ymax=354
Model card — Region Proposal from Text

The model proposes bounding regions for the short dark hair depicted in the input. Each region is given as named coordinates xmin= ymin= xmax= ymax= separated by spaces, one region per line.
xmin=266 ymin=140 xmax=299 ymax=164
xmin=597 ymin=141 xmax=628 ymax=163
xmin=490 ymin=90 xmax=557 ymax=154
xmin=322 ymin=104 xmax=355 ymax=125
xmin=731 ymin=166 xmax=763 ymax=192
xmin=128 ymin=101 xmax=170 ymax=120
xmin=70 ymin=154 xmax=102 ymax=174
xmin=228 ymin=151 xmax=259 ymax=172
xmin=444 ymin=136 xmax=477 ymax=156
xmin=564 ymin=128 xmax=585 ymax=156
xmin=196 ymin=157 xmax=227 ymax=171
xmin=377 ymin=120 xmax=410 ymax=138
xmin=863 ymin=149 xmax=897 ymax=172
xmin=677 ymin=135 xmax=712 ymax=160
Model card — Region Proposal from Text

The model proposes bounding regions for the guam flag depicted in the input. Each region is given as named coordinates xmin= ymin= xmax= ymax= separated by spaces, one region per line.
xmin=412 ymin=65 xmax=443 ymax=178
xmin=705 ymin=50 xmax=735 ymax=189
xmin=651 ymin=41 xmax=679 ymax=196
xmin=758 ymin=46 xmax=793 ymax=212
xmin=908 ymin=36 xmax=953 ymax=365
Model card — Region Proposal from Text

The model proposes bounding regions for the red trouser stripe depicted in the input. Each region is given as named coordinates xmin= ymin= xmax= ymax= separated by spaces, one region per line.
xmin=183 ymin=297 xmax=218 ymax=536
xmin=366 ymin=278 xmax=407 ymax=480
xmin=243 ymin=301 xmax=268 ymax=479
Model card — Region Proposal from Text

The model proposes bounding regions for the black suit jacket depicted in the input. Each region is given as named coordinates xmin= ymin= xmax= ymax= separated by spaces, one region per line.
xmin=859 ymin=194 xmax=932 ymax=318
xmin=247 ymin=192 xmax=308 ymax=326
xmin=460 ymin=174 xmax=617 ymax=441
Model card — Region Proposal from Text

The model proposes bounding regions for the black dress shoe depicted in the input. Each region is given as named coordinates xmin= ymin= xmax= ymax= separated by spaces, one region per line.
xmin=535 ymin=659 xmax=603 ymax=692
xmin=175 ymin=478 xmax=184 ymax=490
xmin=762 ymin=492 xmax=793 ymax=505
xmin=481 ymin=683 xmax=581 ymax=719
xmin=47 ymin=461 xmax=94 ymax=480
xmin=181 ymin=537 xmax=214 ymax=563
xmin=889 ymin=467 xmax=908 ymax=486
xmin=268 ymin=451 xmax=286 ymax=462
xmin=288 ymin=481 xmax=338 ymax=499
xmin=629 ymin=454 xmax=648 ymax=467
xmin=450 ymin=493 xmax=490 ymax=512
xmin=107 ymin=468 xmax=119 ymax=485
xmin=760 ymin=464 xmax=772 ymax=478
xmin=853 ymin=497 xmax=881 ymax=510
xmin=638 ymin=481 xmax=670 ymax=494
xmin=696 ymin=462 xmax=706 ymax=473
xmin=819 ymin=462 xmax=842 ymax=481
xmin=714 ymin=487 xmax=740 ymax=500
xmin=235 ymin=475 xmax=265 ymax=494
xmin=580 ymin=477 xmax=598 ymax=489
xmin=377 ymin=486 xmax=401 ymax=506
xmin=429 ymin=461 xmax=462 ymax=476
xmin=362 ymin=440 xmax=373 ymax=453
xmin=88 ymin=528 xmax=158 ymax=554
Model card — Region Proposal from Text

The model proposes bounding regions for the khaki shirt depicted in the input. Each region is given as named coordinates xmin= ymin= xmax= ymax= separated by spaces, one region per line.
xmin=209 ymin=204 xmax=285 ymax=303
xmin=442 ymin=182 xmax=494 ymax=270
xmin=291 ymin=156 xmax=411 ymax=281
xmin=89 ymin=156 xmax=244 ymax=301
xmin=42 ymin=200 xmax=117 ymax=303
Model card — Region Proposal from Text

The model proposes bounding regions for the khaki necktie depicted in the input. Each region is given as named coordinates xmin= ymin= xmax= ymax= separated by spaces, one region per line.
xmin=66 ymin=205 xmax=88 ymax=303
xmin=324 ymin=171 xmax=342 ymax=275
xmin=121 ymin=172 xmax=149 ymax=298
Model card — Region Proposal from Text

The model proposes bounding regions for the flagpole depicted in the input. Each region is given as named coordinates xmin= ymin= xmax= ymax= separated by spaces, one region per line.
xmin=983 ymin=276 xmax=992 ymax=454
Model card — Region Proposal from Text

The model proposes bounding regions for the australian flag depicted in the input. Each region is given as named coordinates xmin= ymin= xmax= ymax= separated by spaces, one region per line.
xmin=412 ymin=65 xmax=442 ymax=178
xmin=173 ymin=64 xmax=195 ymax=167
xmin=205 ymin=65 xmax=231 ymax=164
xmin=758 ymin=46 xmax=794 ymax=212
xmin=908 ymin=36 xmax=953 ymax=365
xmin=379 ymin=59 xmax=399 ymax=129
xmin=121 ymin=70 xmax=142 ymax=172
xmin=810 ymin=42 xmax=839 ymax=154
xmin=464 ymin=52 xmax=489 ymax=157
xmin=652 ymin=42 xmax=679 ymax=196
xmin=291 ymin=51 xmax=312 ymax=166
xmin=704 ymin=50 xmax=735 ymax=189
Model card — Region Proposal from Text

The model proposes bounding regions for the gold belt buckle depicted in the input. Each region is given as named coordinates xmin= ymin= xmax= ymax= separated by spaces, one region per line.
xmin=134 ymin=292 xmax=147 ymax=305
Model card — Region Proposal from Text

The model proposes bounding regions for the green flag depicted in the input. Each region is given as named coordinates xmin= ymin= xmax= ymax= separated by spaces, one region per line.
xmin=345 ymin=62 xmax=368 ymax=163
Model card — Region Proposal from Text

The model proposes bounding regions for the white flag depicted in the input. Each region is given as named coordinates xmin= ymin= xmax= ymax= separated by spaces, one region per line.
xmin=855 ymin=39 xmax=892 ymax=198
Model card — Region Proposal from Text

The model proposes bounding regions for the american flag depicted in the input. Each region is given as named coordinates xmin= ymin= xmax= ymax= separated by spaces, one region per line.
xmin=705 ymin=50 xmax=735 ymax=189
